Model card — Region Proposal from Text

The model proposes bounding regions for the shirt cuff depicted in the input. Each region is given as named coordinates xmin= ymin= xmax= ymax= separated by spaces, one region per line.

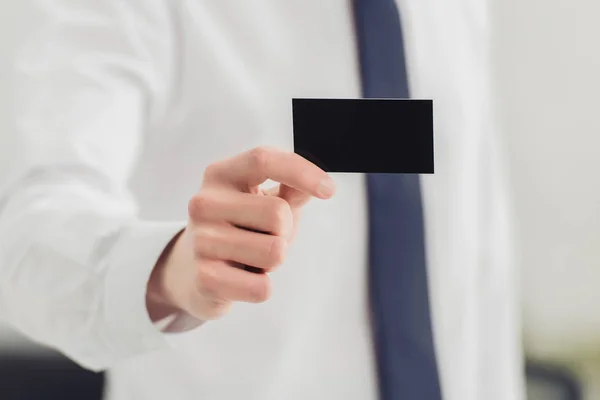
xmin=103 ymin=220 xmax=186 ymax=361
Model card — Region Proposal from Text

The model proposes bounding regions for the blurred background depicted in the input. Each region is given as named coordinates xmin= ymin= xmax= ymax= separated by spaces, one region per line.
xmin=1 ymin=1 xmax=599 ymax=399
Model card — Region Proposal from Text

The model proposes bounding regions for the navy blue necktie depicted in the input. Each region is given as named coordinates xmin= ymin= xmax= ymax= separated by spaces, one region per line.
xmin=352 ymin=1 xmax=443 ymax=399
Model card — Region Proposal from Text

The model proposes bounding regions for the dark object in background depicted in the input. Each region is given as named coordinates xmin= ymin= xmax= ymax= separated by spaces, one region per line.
xmin=526 ymin=361 xmax=582 ymax=400
xmin=0 ymin=352 xmax=581 ymax=399
xmin=0 ymin=352 xmax=104 ymax=400
xmin=292 ymin=98 xmax=434 ymax=174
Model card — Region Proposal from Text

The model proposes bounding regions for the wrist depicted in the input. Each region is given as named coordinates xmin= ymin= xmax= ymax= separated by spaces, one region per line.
xmin=146 ymin=229 xmax=185 ymax=322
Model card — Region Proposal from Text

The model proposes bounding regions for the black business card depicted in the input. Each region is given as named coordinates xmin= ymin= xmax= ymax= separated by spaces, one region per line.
xmin=292 ymin=98 xmax=434 ymax=174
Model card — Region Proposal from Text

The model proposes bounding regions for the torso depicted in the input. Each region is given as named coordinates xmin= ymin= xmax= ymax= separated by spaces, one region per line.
xmin=107 ymin=1 xmax=522 ymax=399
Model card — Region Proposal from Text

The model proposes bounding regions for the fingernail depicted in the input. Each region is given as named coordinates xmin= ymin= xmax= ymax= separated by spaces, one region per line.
xmin=318 ymin=178 xmax=335 ymax=198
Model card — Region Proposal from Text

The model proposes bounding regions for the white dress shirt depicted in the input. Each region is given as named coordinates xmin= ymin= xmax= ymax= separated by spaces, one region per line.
xmin=0 ymin=1 xmax=524 ymax=399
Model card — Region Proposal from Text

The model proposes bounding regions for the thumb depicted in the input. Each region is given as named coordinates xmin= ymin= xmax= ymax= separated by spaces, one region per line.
xmin=266 ymin=183 xmax=312 ymax=208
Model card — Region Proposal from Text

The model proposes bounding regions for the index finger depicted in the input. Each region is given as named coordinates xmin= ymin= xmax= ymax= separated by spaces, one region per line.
xmin=209 ymin=147 xmax=335 ymax=199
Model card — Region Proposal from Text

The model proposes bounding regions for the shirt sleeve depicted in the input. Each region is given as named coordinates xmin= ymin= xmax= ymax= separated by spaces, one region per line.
xmin=0 ymin=0 xmax=185 ymax=371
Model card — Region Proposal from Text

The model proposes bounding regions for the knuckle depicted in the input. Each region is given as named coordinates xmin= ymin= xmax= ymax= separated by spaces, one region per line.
xmin=188 ymin=194 xmax=212 ymax=220
xmin=195 ymin=226 xmax=231 ymax=260
xmin=203 ymin=162 xmax=222 ymax=181
xmin=266 ymin=198 xmax=293 ymax=235
xmin=202 ymin=299 xmax=231 ymax=320
xmin=193 ymin=227 xmax=216 ymax=255
xmin=248 ymin=146 xmax=270 ymax=172
xmin=249 ymin=276 xmax=272 ymax=303
xmin=197 ymin=264 xmax=222 ymax=299
xmin=265 ymin=236 xmax=287 ymax=270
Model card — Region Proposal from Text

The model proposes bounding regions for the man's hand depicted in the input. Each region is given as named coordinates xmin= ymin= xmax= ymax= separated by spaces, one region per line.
xmin=146 ymin=147 xmax=336 ymax=322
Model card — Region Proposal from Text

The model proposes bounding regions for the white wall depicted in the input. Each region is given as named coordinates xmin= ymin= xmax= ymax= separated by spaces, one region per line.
xmin=492 ymin=0 xmax=600 ymax=397
xmin=493 ymin=0 xmax=600 ymax=360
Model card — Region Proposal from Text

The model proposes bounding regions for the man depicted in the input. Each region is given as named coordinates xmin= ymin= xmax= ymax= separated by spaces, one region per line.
xmin=0 ymin=0 xmax=524 ymax=399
